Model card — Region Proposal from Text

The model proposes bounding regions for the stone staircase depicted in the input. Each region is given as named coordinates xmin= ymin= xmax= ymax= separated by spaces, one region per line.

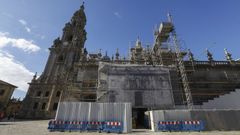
xmin=202 ymin=89 xmax=240 ymax=109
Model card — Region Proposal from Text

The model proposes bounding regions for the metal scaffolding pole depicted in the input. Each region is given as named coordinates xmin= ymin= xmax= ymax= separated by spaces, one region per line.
xmin=167 ymin=13 xmax=194 ymax=109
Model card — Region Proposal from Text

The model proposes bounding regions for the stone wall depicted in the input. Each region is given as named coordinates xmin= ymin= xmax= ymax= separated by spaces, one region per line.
xmin=0 ymin=83 xmax=16 ymax=110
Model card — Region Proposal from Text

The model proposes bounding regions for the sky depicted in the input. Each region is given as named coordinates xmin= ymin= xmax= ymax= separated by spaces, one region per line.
xmin=1 ymin=0 xmax=240 ymax=99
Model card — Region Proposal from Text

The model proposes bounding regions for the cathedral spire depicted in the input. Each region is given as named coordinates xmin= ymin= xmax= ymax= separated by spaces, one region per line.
xmin=112 ymin=54 xmax=114 ymax=61
xmin=61 ymin=2 xmax=87 ymax=49
xmin=102 ymin=51 xmax=110 ymax=61
xmin=81 ymin=1 xmax=85 ymax=9
xmin=71 ymin=2 xmax=86 ymax=26
xmin=32 ymin=72 xmax=37 ymax=82
xmin=136 ymin=36 xmax=142 ymax=48
xmin=115 ymin=48 xmax=120 ymax=60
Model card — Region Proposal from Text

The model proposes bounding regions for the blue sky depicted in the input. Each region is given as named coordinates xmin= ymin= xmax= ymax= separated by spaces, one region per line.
xmin=0 ymin=0 xmax=240 ymax=99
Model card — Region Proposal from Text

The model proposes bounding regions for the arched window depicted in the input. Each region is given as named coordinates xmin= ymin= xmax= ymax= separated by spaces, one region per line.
xmin=42 ymin=103 xmax=46 ymax=110
xmin=33 ymin=102 xmax=38 ymax=110
xmin=0 ymin=89 xmax=5 ymax=95
xmin=68 ymin=35 xmax=73 ymax=41
xmin=45 ymin=91 xmax=49 ymax=97
xmin=36 ymin=91 xmax=41 ymax=97
xmin=57 ymin=55 xmax=65 ymax=62
xmin=53 ymin=103 xmax=58 ymax=111
xmin=56 ymin=91 xmax=61 ymax=97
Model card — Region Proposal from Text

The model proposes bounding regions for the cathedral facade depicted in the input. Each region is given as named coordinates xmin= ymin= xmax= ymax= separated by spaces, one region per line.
xmin=20 ymin=4 xmax=240 ymax=119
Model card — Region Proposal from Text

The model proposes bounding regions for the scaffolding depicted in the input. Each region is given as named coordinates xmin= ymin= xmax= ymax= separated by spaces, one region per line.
xmin=153 ymin=13 xmax=194 ymax=109
xmin=59 ymin=14 xmax=240 ymax=108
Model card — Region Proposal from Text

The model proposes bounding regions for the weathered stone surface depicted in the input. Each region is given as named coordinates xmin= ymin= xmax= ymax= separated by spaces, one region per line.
xmin=19 ymin=3 xmax=240 ymax=120
xmin=19 ymin=3 xmax=88 ymax=119
xmin=97 ymin=62 xmax=174 ymax=109
xmin=0 ymin=80 xmax=17 ymax=110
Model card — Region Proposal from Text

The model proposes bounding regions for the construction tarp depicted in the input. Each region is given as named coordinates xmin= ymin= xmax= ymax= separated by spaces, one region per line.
xmin=149 ymin=109 xmax=240 ymax=131
xmin=55 ymin=102 xmax=132 ymax=133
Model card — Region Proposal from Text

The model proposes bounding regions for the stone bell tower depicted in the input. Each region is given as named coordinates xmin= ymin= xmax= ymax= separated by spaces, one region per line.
xmin=42 ymin=3 xmax=87 ymax=83
xmin=20 ymin=3 xmax=87 ymax=119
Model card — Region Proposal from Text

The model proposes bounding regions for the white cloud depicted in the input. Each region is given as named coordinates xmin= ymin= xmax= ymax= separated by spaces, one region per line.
xmin=19 ymin=19 xmax=27 ymax=25
xmin=0 ymin=32 xmax=40 ymax=53
xmin=0 ymin=50 xmax=34 ymax=92
xmin=18 ymin=19 xmax=32 ymax=33
xmin=114 ymin=12 xmax=122 ymax=18
xmin=18 ymin=19 xmax=46 ymax=38
xmin=25 ymin=27 xmax=31 ymax=33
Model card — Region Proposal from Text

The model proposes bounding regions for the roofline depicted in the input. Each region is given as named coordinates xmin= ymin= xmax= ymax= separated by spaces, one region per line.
xmin=0 ymin=80 xmax=18 ymax=88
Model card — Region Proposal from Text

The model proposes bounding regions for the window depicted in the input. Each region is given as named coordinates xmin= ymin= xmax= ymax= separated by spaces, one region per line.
xmin=36 ymin=91 xmax=41 ymax=97
xmin=53 ymin=103 xmax=58 ymax=111
xmin=45 ymin=91 xmax=49 ymax=97
xmin=57 ymin=54 xmax=65 ymax=62
xmin=68 ymin=35 xmax=73 ymax=41
xmin=33 ymin=102 xmax=38 ymax=110
xmin=0 ymin=89 xmax=5 ymax=96
xmin=56 ymin=91 xmax=61 ymax=97
xmin=42 ymin=103 xmax=46 ymax=110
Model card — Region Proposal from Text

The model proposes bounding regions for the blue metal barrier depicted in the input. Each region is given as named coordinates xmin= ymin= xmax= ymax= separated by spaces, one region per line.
xmin=48 ymin=120 xmax=87 ymax=132
xmin=170 ymin=121 xmax=182 ymax=131
xmin=182 ymin=120 xmax=204 ymax=131
xmin=48 ymin=120 xmax=65 ymax=132
xmin=158 ymin=121 xmax=167 ymax=131
xmin=66 ymin=121 xmax=87 ymax=132
xmin=158 ymin=120 xmax=204 ymax=132
xmin=103 ymin=121 xmax=123 ymax=133
xmin=196 ymin=121 xmax=204 ymax=131
xmin=48 ymin=120 xmax=125 ymax=133
xmin=86 ymin=121 xmax=104 ymax=132
xmin=48 ymin=120 xmax=55 ymax=131
xmin=158 ymin=121 xmax=182 ymax=131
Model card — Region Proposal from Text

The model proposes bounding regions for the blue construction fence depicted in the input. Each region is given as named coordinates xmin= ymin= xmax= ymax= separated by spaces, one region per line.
xmin=158 ymin=120 xmax=204 ymax=132
xmin=48 ymin=120 xmax=123 ymax=133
